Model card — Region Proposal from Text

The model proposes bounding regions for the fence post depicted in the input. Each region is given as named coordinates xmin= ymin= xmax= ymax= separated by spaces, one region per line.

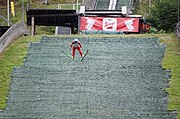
xmin=31 ymin=17 xmax=35 ymax=36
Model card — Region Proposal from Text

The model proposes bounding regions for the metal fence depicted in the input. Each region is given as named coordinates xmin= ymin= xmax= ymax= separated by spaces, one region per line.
xmin=0 ymin=22 xmax=30 ymax=54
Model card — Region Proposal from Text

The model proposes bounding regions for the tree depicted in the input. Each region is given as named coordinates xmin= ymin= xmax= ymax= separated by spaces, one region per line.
xmin=150 ymin=0 xmax=179 ymax=32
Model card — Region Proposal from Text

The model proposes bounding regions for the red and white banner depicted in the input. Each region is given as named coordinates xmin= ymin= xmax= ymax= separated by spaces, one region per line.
xmin=80 ymin=17 xmax=140 ymax=32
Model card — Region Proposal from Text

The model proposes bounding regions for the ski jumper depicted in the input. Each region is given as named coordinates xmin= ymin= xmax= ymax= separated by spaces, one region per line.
xmin=70 ymin=40 xmax=83 ymax=58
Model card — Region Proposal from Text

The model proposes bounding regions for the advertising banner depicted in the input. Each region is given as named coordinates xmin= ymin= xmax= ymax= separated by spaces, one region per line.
xmin=80 ymin=17 xmax=140 ymax=33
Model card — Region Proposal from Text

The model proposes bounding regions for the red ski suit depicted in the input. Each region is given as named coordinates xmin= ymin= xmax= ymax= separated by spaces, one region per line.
xmin=70 ymin=41 xmax=83 ymax=58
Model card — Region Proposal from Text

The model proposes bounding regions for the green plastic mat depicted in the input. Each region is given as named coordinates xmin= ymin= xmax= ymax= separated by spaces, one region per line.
xmin=0 ymin=36 xmax=177 ymax=119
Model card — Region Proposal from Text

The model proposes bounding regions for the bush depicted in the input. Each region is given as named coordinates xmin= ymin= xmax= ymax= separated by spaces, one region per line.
xmin=150 ymin=0 xmax=179 ymax=32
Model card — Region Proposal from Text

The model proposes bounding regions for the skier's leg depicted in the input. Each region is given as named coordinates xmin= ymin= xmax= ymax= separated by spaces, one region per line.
xmin=77 ymin=47 xmax=83 ymax=57
xmin=72 ymin=47 xmax=76 ymax=58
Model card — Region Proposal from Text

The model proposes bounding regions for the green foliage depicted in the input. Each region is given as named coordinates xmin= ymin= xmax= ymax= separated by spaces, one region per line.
xmin=134 ymin=0 xmax=179 ymax=32
xmin=149 ymin=27 xmax=166 ymax=34
xmin=150 ymin=0 xmax=179 ymax=32
xmin=36 ymin=26 xmax=56 ymax=35
xmin=133 ymin=1 xmax=149 ymax=15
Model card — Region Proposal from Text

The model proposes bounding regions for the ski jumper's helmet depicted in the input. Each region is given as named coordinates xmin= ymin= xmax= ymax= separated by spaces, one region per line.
xmin=74 ymin=39 xmax=78 ymax=42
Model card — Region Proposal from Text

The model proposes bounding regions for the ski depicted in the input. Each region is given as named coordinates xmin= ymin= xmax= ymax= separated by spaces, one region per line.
xmin=61 ymin=50 xmax=76 ymax=62
xmin=81 ymin=50 xmax=89 ymax=61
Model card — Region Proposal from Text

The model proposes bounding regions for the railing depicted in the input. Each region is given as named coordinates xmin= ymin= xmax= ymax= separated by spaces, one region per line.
xmin=57 ymin=3 xmax=81 ymax=10
xmin=0 ymin=22 xmax=30 ymax=54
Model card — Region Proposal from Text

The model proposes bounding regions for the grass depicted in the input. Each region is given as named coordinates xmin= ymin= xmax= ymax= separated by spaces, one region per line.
xmin=160 ymin=34 xmax=180 ymax=119
xmin=0 ymin=35 xmax=40 ymax=109
xmin=0 ymin=34 xmax=179 ymax=119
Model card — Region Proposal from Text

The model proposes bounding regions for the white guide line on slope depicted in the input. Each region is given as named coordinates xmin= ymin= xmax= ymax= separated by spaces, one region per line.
xmin=108 ymin=0 xmax=117 ymax=10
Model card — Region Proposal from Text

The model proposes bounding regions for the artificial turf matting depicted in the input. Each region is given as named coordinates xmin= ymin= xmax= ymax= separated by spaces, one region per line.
xmin=0 ymin=36 xmax=177 ymax=119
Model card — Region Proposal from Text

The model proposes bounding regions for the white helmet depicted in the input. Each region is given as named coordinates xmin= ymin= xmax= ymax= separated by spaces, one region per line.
xmin=74 ymin=39 xmax=78 ymax=42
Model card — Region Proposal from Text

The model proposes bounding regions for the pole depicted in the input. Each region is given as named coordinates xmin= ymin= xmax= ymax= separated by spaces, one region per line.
xmin=76 ymin=0 xmax=78 ymax=13
xmin=22 ymin=0 xmax=24 ymax=22
xmin=7 ymin=0 xmax=10 ymax=26
xmin=178 ymin=0 xmax=179 ymax=22
xmin=31 ymin=17 xmax=35 ymax=36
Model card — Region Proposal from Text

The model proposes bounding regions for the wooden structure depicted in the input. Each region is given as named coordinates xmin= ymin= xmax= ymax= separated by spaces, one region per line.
xmin=26 ymin=9 xmax=79 ymax=35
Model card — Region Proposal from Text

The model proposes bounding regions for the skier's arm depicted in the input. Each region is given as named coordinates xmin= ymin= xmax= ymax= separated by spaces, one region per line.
xmin=70 ymin=42 xmax=74 ymax=48
xmin=78 ymin=42 xmax=82 ymax=48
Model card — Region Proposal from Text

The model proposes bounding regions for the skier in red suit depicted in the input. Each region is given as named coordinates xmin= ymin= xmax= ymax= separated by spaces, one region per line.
xmin=70 ymin=39 xmax=83 ymax=58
